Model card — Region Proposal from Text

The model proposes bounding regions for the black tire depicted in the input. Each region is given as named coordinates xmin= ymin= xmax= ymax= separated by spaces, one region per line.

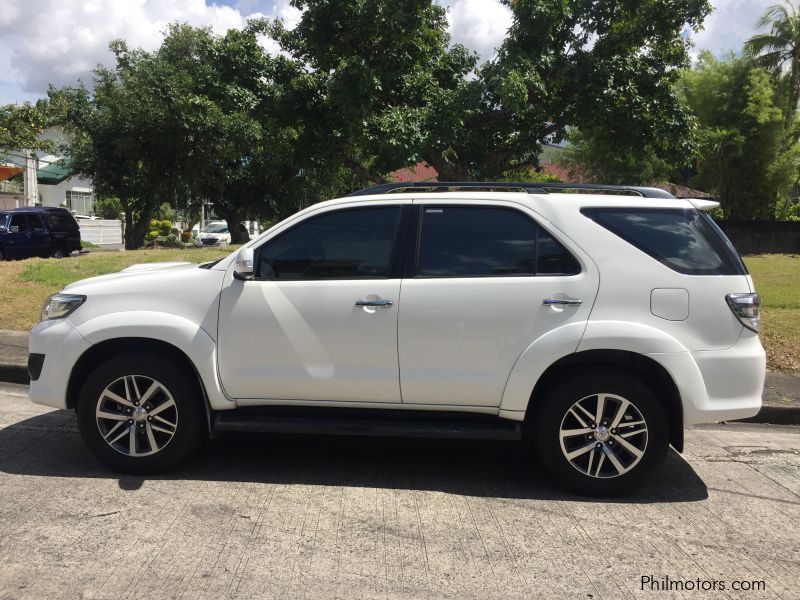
xmin=76 ymin=353 xmax=206 ymax=474
xmin=533 ymin=369 xmax=669 ymax=496
xmin=52 ymin=248 xmax=65 ymax=259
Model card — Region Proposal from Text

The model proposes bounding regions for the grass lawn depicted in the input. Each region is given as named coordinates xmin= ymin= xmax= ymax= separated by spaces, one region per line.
xmin=0 ymin=247 xmax=235 ymax=331
xmin=0 ymin=248 xmax=797 ymax=372
xmin=743 ymin=254 xmax=800 ymax=372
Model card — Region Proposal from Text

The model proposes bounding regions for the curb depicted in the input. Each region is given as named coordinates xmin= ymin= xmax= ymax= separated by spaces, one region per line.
xmin=741 ymin=405 xmax=800 ymax=426
xmin=0 ymin=358 xmax=798 ymax=425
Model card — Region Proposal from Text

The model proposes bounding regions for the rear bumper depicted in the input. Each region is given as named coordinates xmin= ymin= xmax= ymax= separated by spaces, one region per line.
xmin=649 ymin=332 xmax=765 ymax=425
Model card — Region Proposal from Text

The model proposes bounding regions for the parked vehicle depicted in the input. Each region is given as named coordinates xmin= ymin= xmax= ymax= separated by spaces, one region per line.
xmin=0 ymin=206 xmax=82 ymax=260
xmin=194 ymin=221 xmax=231 ymax=246
xmin=27 ymin=183 xmax=765 ymax=495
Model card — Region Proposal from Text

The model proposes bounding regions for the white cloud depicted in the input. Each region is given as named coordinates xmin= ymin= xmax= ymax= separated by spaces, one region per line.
xmin=689 ymin=0 xmax=774 ymax=61
xmin=0 ymin=0 xmax=299 ymax=104
xmin=440 ymin=0 xmax=512 ymax=61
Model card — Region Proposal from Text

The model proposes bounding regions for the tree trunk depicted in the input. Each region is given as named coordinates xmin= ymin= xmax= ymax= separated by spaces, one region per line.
xmin=123 ymin=202 xmax=156 ymax=250
xmin=423 ymin=153 xmax=470 ymax=181
xmin=218 ymin=207 xmax=249 ymax=245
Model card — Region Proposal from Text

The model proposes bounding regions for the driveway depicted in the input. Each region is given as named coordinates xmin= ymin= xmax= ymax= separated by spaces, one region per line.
xmin=0 ymin=382 xmax=798 ymax=599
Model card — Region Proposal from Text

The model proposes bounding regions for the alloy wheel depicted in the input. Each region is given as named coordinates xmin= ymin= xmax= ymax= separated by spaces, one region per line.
xmin=95 ymin=375 xmax=179 ymax=457
xmin=558 ymin=393 xmax=648 ymax=479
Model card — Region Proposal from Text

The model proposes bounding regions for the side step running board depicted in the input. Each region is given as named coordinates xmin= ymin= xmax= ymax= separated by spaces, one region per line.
xmin=213 ymin=413 xmax=522 ymax=441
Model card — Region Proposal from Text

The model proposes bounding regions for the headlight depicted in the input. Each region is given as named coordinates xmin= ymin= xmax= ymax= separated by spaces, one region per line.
xmin=41 ymin=293 xmax=86 ymax=321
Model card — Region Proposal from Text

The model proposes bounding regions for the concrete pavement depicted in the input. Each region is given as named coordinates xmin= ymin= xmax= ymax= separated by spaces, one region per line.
xmin=0 ymin=382 xmax=798 ymax=599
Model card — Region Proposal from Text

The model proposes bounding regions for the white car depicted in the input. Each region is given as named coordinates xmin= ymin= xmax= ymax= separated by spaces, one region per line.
xmin=195 ymin=221 xmax=230 ymax=246
xmin=27 ymin=182 xmax=765 ymax=495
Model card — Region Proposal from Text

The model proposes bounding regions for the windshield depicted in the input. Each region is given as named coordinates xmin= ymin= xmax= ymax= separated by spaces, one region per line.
xmin=203 ymin=223 xmax=228 ymax=234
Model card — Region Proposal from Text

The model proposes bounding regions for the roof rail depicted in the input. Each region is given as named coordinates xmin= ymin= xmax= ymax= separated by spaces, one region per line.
xmin=345 ymin=181 xmax=675 ymax=199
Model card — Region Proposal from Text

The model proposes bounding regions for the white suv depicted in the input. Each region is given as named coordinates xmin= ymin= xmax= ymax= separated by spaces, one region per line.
xmin=27 ymin=183 xmax=765 ymax=495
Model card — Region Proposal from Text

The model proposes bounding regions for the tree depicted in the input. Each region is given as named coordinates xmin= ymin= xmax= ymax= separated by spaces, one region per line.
xmin=679 ymin=52 xmax=796 ymax=219
xmin=558 ymin=128 xmax=678 ymax=184
xmin=52 ymin=37 xmax=200 ymax=248
xmin=271 ymin=0 xmax=710 ymax=183
xmin=0 ymin=101 xmax=54 ymax=153
xmin=745 ymin=1 xmax=800 ymax=139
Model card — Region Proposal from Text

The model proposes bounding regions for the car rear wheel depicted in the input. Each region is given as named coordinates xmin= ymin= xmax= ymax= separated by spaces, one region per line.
xmin=52 ymin=248 xmax=65 ymax=258
xmin=76 ymin=354 xmax=206 ymax=474
xmin=533 ymin=369 xmax=669 ymax=496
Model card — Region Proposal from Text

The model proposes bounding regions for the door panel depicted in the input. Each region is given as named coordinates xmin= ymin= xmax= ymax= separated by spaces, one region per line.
xmin=218 ymin=280 xmax=401 ymax=401
xmin=26 ymin=213 xmax=51 ymax=256
xmin=217 ymin=203 xmax=406 ymax=402
xmin=5 ymin=214 xmax=33 ymax=258
xmin=398 ymin=204 xmax=599 ymax=406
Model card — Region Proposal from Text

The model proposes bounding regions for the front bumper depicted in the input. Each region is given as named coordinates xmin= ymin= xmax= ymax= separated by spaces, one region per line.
xmin=27 ymin=319 xmax=91 ymax=410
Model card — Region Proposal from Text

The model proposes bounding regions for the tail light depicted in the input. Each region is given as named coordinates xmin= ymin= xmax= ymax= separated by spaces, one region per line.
xmin=725 ymin=293 xmax=760 ymax=333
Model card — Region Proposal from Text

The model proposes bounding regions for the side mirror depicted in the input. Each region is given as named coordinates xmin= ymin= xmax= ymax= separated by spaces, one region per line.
xmin=233 ymin=247 xmax=254 ymax=280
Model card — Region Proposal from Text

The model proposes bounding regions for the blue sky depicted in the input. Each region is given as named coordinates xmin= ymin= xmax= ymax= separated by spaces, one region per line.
xmin=0 ymin=0 xmax=779 ymax=105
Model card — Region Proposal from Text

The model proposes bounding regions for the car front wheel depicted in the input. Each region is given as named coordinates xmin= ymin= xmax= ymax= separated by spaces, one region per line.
xmin=76 ymin=354 xmax=206 ymax=474
xmin=534 ymin=369 xmax=669 ymax=496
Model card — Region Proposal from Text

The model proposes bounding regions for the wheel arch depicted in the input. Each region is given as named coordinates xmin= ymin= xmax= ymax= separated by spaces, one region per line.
xmin=525 ymin=349 xmax=684 ymax=452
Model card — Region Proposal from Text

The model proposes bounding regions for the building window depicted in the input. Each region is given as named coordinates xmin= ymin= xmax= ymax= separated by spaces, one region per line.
xmin=66 ymin=190 xmax=94 ymax=215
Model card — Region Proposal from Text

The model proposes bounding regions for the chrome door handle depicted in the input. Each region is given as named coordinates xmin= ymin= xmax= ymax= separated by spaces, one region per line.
xmin=543 ymin=298 xmax=582 ymax=306
xmin=355 ymin=299 xmax=393 ymax=308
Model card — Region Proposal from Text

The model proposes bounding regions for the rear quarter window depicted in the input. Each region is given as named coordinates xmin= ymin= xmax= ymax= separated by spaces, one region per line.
xmin=45 ymin=212 xmax=79 ymax=231
xmin=581 ymin=208 xmax=746 ymax=276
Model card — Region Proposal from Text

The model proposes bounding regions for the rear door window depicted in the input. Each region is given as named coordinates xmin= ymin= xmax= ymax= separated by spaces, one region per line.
xmin=45 ymin=212 xmax=78 ymax=231
xmin=581 ymin=208 xmax=746 ymax=275
xmin=416 ymin=206 xmax=580 ymax=277
xmin=28 ymin=214 xmax=45 ymax=231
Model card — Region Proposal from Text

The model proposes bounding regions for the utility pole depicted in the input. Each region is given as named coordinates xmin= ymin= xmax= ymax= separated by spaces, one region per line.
xmin=23 ymin=149 xmax=38 ymax=206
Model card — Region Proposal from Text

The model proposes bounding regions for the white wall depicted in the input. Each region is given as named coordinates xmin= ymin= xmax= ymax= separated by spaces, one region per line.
xmin=77 ymin=219 xmax=122 ymax=245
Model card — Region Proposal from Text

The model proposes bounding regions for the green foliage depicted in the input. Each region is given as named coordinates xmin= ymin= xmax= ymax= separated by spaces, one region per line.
xmin=498 ymin=167 xmax=561 ymax=183
xmin=270 ymin=0 xmax=710 ymax=181
xmin=154 ymin=202 xmax=176 ymax=222
xmin=0 ymin=101 xmax=55 ymax=152
xmin=149 ymin=220 xmax=173 ymax=236
xmin=180 ymin=231 xmax=193 ymax=243
xmin=679 ymin=52 xmax=796 ymax=219
xmin=92 ymin=197 xmax=122 ymax=219
xmin=745 ymin=1 xmax=800 ymax=136
xmin=559 ymin=128 xmax=678 ymax=185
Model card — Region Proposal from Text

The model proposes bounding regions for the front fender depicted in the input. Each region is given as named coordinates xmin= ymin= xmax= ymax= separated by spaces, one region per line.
xmin=77 ymin=312 xmax=233 ymax=410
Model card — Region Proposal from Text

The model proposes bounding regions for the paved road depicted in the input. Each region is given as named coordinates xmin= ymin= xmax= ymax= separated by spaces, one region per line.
xmin=0 ymin=383 xmax=798 ymax=600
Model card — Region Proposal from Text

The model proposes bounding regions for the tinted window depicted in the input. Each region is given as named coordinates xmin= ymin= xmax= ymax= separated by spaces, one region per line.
xmin=582 ymin=208 xmax=746 ymax=275
xmin=45 ymin=212 xmax=78 ymax=231
xmin=257 ymin=207 xmax=401 ymax=280
xmin=28 ymin=214 xmax=45 ymax=231
xmin=9 ymin=214 xmax=31 ymax=232
xmin=416 ymin=206 xmax=579 ymax=277
xmin=537 ymin=229 xmax=581 ymax=275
